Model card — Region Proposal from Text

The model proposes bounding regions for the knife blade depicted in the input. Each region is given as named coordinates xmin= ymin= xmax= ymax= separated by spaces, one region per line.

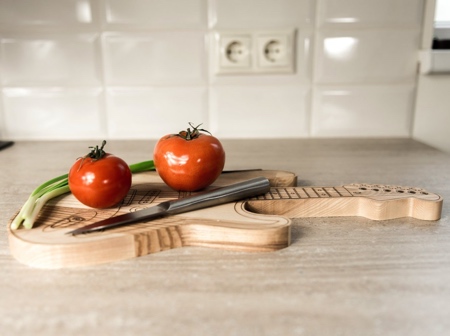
xmin=66 ymin=176 xmax=270 ymax=235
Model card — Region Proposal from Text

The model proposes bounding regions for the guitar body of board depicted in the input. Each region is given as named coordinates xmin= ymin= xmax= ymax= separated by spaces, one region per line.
xmin=8 ymin=170 xmax=443 ymax=269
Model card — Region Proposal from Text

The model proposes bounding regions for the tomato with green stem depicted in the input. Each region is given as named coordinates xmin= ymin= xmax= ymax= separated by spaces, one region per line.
xmin=68 ymin=141 xmax=132 ymax=208
xmin=11 ymin=158 xmax=155 ymax=230
xmin=153 ymin=123 xmax=226 ymax=191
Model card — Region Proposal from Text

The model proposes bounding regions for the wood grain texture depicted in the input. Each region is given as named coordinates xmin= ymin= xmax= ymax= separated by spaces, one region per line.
xmin=8 ymin=173 xmax=442 ymax=269
xmin=8 ymin=170 xmax=295 ymax=268
xmin=246 ymin=183 xmax=442 ymax=221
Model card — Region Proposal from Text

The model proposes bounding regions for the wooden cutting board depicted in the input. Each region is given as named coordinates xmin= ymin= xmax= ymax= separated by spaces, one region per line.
xmin=8 ymin=170 xmax=442 ymax=269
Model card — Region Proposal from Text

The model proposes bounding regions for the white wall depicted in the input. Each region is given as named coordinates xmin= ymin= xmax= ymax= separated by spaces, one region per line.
xmin=0 ymin=0 xmax=425 ymax=140
xmin=414 ymin=76 xmax=450 ymax=153
xmin=413 ymin=0 xmax=450 ymax=153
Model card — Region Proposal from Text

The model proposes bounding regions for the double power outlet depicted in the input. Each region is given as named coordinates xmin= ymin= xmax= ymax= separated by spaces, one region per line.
xmin=214 ymin=30 xmax=296 ymax=75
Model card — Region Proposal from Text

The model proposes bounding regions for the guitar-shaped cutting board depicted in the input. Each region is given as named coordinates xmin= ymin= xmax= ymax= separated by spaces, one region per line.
xmin=8 ymin=170 xmax=443 ymax=269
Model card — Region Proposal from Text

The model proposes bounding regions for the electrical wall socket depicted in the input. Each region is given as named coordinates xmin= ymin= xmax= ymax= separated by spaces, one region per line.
xmin=214 ymin=30 xmax=296 ymax=75
xmin=219 ymin=35 xmax=251 ymax=69
xmin=257 ymin=34 xmax=292 ymax=69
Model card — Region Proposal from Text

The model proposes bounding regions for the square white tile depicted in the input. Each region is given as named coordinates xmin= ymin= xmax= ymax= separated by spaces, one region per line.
xmin=102 ymin=32 xmax=207 ymax=86
xmin=311 ymin=85 xmax=414 ymax=137
xmin=210 ymin=85 xmax=310 ymax=138
xmin=0 ymin=33 xmax=101 ymax=86
xmin=317 ymin=0 xmax=424 ymax=27
xmin=103 ymin=0 xmax=207 ymax=29
xmin=2 ymin=88 xmax=104 ymax=140
xmin=314 ymin=29 xmax=421 ymax=84
xmin=0 ymin=0 xmax=95 ymax=26
xmin=413 ymin=76 xmax=450 ymax=153
xmin=211 ymin=0 xmax=314 ymax=29
xmin=106 ymin=87 xmax=207 ymax=139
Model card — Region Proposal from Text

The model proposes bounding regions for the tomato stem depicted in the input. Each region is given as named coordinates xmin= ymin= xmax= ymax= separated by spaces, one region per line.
xmin=77 ymin=140 xmax=108 ymax=171
xmin=88 ymin=140 xmax=107 ymax=160
xmin=177 ymin=122 xmax=211 ymax=140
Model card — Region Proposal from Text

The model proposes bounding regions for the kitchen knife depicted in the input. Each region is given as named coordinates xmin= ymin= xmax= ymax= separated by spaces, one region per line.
xmin=66 ymin=176 xmax=270 ymax=235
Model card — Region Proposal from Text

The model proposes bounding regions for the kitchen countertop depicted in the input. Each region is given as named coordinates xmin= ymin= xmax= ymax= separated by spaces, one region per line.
xmin=1 ymin=139 xmax=449 ymax=335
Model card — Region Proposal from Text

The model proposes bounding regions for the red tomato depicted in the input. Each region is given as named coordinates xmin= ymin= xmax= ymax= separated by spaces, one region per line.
xmin=68 ymin=141 xmax=132 ymax=208
xmin=153 ymin=124 xmax=225 ymax=191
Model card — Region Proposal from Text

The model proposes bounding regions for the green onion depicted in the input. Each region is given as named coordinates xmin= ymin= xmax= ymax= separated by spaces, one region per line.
xmin=11 ymin=160 xmax=155 ymax=230
xmin=128 ymin=160 xmax=155 ymax=174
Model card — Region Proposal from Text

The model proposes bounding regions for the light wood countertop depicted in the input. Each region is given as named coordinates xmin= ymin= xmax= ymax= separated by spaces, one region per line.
xmin=1 ymin=139 xmax=449 ymax=335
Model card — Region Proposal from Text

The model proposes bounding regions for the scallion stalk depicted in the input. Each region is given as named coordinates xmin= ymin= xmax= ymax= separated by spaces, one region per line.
xmin=11 ymin=160 xmax=155 ymax=230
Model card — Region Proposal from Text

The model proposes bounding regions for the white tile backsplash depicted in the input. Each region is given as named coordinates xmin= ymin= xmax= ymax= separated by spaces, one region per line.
xmin=0 ymin=0 xmax=426 ymax=140
xmin=104 ymin=0 xmax=207 ymax=29
xmin=102 ymin=32 xmax=206 ymax=86
xmin=2 ymin=88 xmax=104 ymax=139
xmin=1 ymin=33 xmax=100 ymax=86
xmin=211 ymin=0 xmax=314 ymax=29
xmin=210 ymin=85 xmax=309 ymax=138
xmin=317 ymin=0 xmax=424 ymax=27
xmin=0 ymin=0 xmax=95 ymax=27
xmin=315 ymin=29 xmax=421 ymax=84
xmin=312 ymin=85 xmax=414 ymax=137
xmin=106 ymin=87 xmax=207 ymax=139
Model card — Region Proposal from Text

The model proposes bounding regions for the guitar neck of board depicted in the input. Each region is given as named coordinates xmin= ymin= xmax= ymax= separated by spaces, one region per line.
xmin=253 ymin=183 xmax=440 ymax=202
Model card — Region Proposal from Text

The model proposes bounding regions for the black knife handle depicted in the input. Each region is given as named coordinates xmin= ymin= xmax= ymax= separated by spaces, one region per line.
xmin=165 ymin=177 xmax=270 ymax=215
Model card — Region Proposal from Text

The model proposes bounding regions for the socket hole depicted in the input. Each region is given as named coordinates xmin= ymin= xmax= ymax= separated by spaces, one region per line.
xmin=264 ymin=40 xmax=284 ymax=62
xmin=226 ymin=41 xmax=247 ymax=63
